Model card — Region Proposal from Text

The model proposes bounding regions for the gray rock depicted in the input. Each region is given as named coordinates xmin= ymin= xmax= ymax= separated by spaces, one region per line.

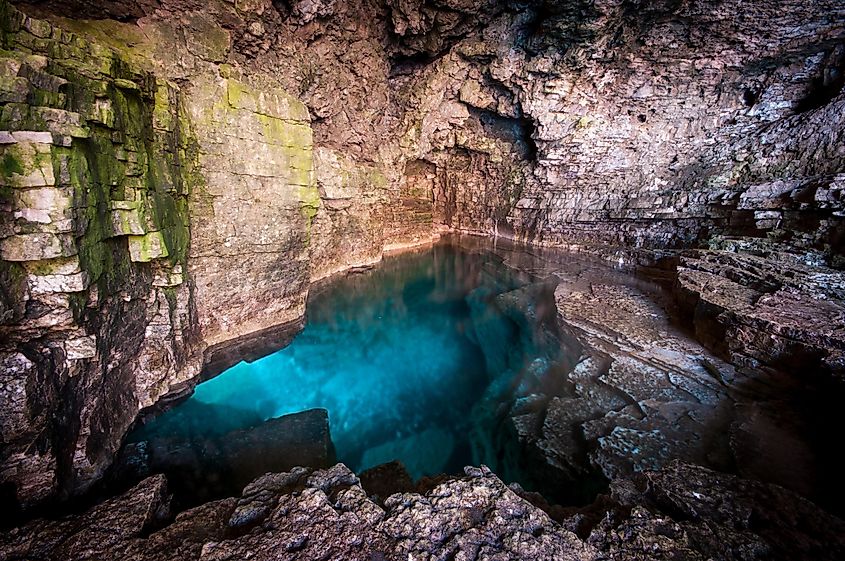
xmin=3 ymin=462 xmax=844 ymax=561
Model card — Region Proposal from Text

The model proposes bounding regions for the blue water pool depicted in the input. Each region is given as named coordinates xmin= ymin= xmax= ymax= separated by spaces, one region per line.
xmin=128 ymin=243 xmax=567 ymax=481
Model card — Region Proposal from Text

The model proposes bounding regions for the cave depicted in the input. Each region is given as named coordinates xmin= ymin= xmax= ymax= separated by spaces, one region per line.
xmin=1 ymin=0 xmax=844 ymax=559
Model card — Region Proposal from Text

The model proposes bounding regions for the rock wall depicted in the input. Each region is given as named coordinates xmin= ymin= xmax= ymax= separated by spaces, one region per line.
xmin=183 ymin=73 xmax=317 ymax=346
xmin=0 ymin=0 xmax=394 ymax=511
xmin=388 ymin=0 xmax=845 ymax=262
xmin=1 ymin=0 xmax=844 ymax=515
xmin=0 ymin=2 xmax=200 ymax=509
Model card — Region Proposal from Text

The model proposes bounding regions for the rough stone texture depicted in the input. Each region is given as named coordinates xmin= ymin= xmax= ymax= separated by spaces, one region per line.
xmin=677 ymin=249 xmax=845 ymax=374
xmin=0 ymin=1 xmax=201 ymax=509
xmin=2 ymin=0 xmax=845 ymax=528
xmin=1 ymin=461 xmax=843 ymax=560
xmin=40 ymin=2 xmax=325 ymax=345
xmin=383 ymin=158 xmax=436 ymax=249
xmin=435 ymin=0 xmax=845 ymax=255
xmin=7 ymin=0 xmax=844 ymax=258
xmin=0 ymin=0 xmax=393 ymax=510
xmin=183 ymin=72 xmax=316 ymax=346
xmin=309 ymin=146 xmax=387 ymax=281
xmin=437 ymin=237 xmax=841 ymax=515
xmin=588 ymin=461 xmax=845 ymax=561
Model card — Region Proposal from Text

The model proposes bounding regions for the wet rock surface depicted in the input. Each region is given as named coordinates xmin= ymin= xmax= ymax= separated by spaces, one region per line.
xmin=447 ymin=238 xmax=845 ymax=517
xmin=677 ymin=249 xmax=845 ymax=375
xmin=2 ymin=461 xmax=844 ymax=561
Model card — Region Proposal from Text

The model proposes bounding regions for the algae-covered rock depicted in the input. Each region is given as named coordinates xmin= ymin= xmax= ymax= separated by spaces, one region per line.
xmin=0 ymin=0 xmax=202 ymax=510
xmin=128 ymin=230 xmax=169 ymax=262
xmin=0 ymin=140 xmax=55 ymax=188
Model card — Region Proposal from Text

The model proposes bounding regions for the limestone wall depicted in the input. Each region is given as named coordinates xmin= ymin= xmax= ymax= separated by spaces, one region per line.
xmin=0 ymin=1 xmax=199 ymax=506
xmin=1 ymin=0 xmax=844 ymax=513
xmin=0 ymin=0 xmax=416 ymax=511
xmin=384 ymin=0 xmax=845 ymax=264
xmin=182 ymin=72 xmax=317 ymax=347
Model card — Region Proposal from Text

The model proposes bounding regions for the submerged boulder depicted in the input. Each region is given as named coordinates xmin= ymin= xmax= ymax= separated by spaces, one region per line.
xmin=113 ymin=408 xmax=336 ymax=507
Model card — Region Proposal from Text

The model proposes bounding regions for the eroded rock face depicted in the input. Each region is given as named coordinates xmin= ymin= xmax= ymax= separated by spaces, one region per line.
xmin=2 ymin=462 xmax=843 ymax=561
xmin=1 ymin=0 xmax=844 ymax=520
xmin=676 ymin=249 xmax=845 ymax=373
xmin=385 ymin=0 xmax=845 ymax=256
xmin=450 ymin=239 xmax=842 ymax=515
xmin=0 ymin=3 xmax=201 ymax=509
xmin=0 ymin=0 xmax=390 ymax=509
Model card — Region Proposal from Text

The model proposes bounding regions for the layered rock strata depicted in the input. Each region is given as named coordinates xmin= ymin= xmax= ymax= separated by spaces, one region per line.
xmin=0 ymin=0 xmax=370 ymax=511
xmin=1 ymin=0 xmax=844 ymax=519
xmin=0 ymin=3 xmax=200 ymax=507
xmin=450 ymin=237 xmax=843 ymax=514
xmin=0 ymin=0 xmax=391 ymax=509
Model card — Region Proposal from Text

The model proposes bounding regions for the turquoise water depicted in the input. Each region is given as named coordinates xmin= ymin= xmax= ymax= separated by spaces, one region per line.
xmin=122 ymin=242 xmax=845 ymax=515
xmin=130 ymin=244 xmax=550 ymax=480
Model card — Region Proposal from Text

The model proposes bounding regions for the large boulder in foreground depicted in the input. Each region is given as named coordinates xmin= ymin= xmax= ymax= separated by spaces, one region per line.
xmin=113 ymin=408 xmax=336 ymax=507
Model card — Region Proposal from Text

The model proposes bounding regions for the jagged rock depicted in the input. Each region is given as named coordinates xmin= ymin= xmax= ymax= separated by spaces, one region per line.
xmin=2 ymin=0 xmax=844 ymax=527
xmin=456 ymin=242 xmax=841 ymax=513
xmin=0 ymin=475 xmax=171 ymax=560
xmin=590 ymin=462 xmax=845 ymax=561
xmin=2 ymin=462 xmax=844 ymax=561
xmin=677 ymin=250 xmax=845 ymax=375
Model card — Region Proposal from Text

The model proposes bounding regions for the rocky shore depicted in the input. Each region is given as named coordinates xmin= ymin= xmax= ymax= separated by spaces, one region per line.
xmin=3 ymin=460 xmax=844 ymax=561
xmin=2 ymin=0 xmax=844 ymax=556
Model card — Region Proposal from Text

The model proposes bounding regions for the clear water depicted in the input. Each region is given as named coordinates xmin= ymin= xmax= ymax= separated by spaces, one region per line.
xmin=129 ymin=244 xmax=552 ymax=480
xmin=112 ymin=241 xmax=845 ymax=517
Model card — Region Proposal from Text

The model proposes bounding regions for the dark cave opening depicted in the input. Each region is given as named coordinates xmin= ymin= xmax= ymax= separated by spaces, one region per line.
xmin=794 ymin=44 xmax=845 ymax=113
xmin=467 ymin=105 xmax=538 ymax=162
xmin=517 ymin=0 xmax=600 ymax=56
xmin=519 ymin=113 xmax=539 ymax=160
xmin=743 ymin=88 xmax=759 ymax=107
xmin=389 ymin=51 xmax=439 ymax=78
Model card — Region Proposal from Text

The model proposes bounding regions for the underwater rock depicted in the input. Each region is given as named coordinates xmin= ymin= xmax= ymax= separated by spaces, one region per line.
xmin=2 ymin=461 xmax=844 ymax=561
xmin=464 ymin=248 xmax=844 ymax=514
xmin=549 ymin=267 xmax=735 ymax=480
xmin=359 ymin=427 xmax=456 ymax=479
xmin=359 ymin=460 xmax=417 ymax=502
xmin=113 ymin=409 xmax=335 ymax=507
